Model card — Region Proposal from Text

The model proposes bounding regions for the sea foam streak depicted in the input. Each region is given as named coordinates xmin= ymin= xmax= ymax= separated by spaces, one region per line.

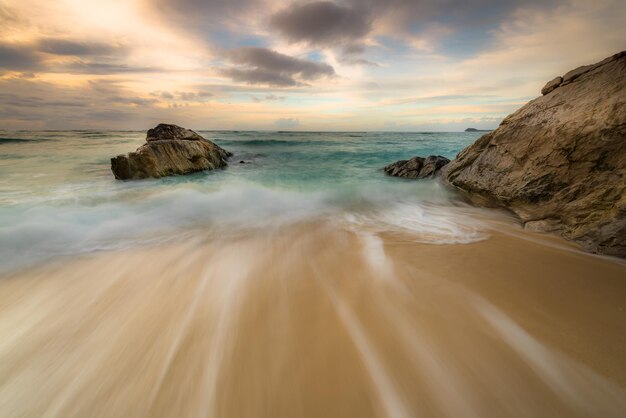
xmin=0 ymin=179 xmax=493 ymax=273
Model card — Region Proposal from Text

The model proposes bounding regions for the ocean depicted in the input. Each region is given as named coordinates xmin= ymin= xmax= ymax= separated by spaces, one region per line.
xmin=0 ymin=130 xmax=487 ymax=272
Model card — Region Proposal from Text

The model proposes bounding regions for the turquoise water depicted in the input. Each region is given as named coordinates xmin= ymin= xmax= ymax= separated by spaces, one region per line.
xmin=0 ymin=130 xmax=486 ymax=271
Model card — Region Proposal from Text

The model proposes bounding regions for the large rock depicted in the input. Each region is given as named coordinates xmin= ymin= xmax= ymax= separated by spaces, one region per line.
xmin=111 ymin=124 xmax=232 ymax=180
xmin=384 ymin=155 xmax=450 ymax=179
xmin=443 ymin=51 xmax=626 ymax=257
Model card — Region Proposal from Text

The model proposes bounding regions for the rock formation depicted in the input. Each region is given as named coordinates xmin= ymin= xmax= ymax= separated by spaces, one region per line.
xmin=111 ymin=124 xmax=232 ymax=180
xmin=384 ymin=155 xmax=450 ymax=179
xmin=443 ymin=51 xmax=626 ymax=257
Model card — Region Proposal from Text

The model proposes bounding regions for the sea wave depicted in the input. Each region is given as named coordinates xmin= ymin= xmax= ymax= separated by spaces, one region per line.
xmin=0 ymin=183 xmax=330 ymax=272
xmin=0 ymin=180 xmax=495 ymax=273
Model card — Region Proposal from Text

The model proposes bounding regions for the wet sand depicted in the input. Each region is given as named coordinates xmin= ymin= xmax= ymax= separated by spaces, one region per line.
xmin=0 ymin=222 xmax=625 ymax=417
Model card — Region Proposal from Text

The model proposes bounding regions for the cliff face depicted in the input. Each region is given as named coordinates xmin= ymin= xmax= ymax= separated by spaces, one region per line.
xmin=111 ymin=124 xmax=231 ymax=180
xmin=443 ymin=52 xmax=626 ymax=257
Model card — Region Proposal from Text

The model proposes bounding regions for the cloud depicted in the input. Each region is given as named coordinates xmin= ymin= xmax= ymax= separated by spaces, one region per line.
xmin=37 ymin=39 xmax=122 ymax=56
xmin=150 ymin=90 xmax=213 ymax=101
xmin=222 ymin=47 xmax=335 ymax=86
xmin=0 ymin=44 xmax=41 ymax=71
xmin=0 ymin=3 xmax=25 ymax=29
xmin=178 ymin=90 xmax=213 ymax=101
xmin=340 ymin=57 xmax=379 ymax=66
xmin=221 ymin=68 xmax=299 ymax=87
xmin=154 ymin=91 xmax=175 ymax=100
xmin=252 ymin=94 xmax=286 ymax=102
xmin=270 ymin=1 xmax=371 ymax=47
xmin=0 ymin=77 xmax=162 ymax=129
xmin=274 ymin=117 xmax=300 ymax=128
xmin=145 ymin=0 xmax=265 ymax=41
xmin=0 ymin=38 xmax=139 ymax=74
xmin=59 ymin=61 xmax=162 ymax=74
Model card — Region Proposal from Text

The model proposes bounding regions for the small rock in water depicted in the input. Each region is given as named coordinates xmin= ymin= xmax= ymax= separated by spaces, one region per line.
xmin=383 ymin=155 xmax=450 ymax=179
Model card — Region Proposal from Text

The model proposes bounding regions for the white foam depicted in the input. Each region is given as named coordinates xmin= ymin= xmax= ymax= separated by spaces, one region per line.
xmin=0 ymin=183 xmax=330 ymax=272
xmin=343 ymin=202 xmax=489 ymax=245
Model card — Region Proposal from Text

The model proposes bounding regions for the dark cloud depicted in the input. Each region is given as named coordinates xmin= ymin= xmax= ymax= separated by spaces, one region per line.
xmin=38 ymin=39 xmax=122 ymax=56
xmin=0 ymin=92 xmax=86 ymax=108
xmin=355 ymin=0 xmax=560 ymax=27
xmin=0 ymin=78 xmax=162 ymax=128
xmin=0 ymin=44 xmax=41 ymax=71
xmin=222 ymin=47 xmax=334 ymax=86
xmin=0 ymin=38 xmax=136 ymax=74
xmin=221 ymin=68 xmax=298 ymax=87
xmin=145 ymin=0 xmax=565 ymax=59
xmin=270 ymin=1 xmax=371 ymax=47
xmin=60 ymin=61 xmax=162 ymax=74
xmin=342 ymin=43 xmax=366 ymax=55
xmin=267 ymin=0 xmax=565 ymax=59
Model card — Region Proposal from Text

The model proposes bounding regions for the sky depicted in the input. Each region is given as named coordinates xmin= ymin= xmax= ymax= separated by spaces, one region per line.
xmin=0 ymin=0 xmax=625 ymax=131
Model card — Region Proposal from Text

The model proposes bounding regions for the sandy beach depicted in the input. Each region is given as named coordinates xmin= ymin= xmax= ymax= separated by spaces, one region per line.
xmin=1 ymin=221 xmax=624 ymax=418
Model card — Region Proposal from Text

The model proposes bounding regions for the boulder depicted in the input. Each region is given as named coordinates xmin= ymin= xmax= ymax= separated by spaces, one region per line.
xmin=541 ymin=76 xmax=563 ymax=95
xmin=111 ymin=124 xmax=232 ymax=180
xmin=384 ymin=155 xmax=450 ymax=179
xmin=443 ymin=51 xmax=626 ymax=257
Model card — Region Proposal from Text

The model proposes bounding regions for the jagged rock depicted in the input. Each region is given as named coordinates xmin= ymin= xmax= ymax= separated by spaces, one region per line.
xmin=419 ymin=156 xmax=452 ymax=178
xmin=146 ymin=124 xmax=205 ymax=142
xmin=541 ymin=76 xmax=563 ymax=95
xmin=443 ymin=51 xmax=626 ymax=257
xmin=384 ymin=155 xmax=450 ymax=179
xmin=111 ymin=124 xmax=232 ymax=180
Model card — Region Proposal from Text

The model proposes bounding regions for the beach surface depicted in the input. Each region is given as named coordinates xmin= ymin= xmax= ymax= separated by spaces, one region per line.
xmin=1 ymin=220 xmax=625 ymax=418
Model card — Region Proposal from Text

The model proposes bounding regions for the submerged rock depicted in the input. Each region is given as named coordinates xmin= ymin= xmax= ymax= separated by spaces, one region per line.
xmin=111 ymin=124 xmax=232 ymax=180
xmin=384 ymin=155 xmax=450 ymax=179
xmin=443 ymin=51 xmax=626 ymax=257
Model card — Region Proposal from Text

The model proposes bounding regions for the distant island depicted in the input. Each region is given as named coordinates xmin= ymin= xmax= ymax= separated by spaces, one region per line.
xmin=464 ymin=128 xmax=492 ymax=132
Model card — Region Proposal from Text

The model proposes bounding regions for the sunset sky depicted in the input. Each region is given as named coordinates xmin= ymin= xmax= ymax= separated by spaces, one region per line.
xmin=1 ymin=0 xmax=625 ymax=131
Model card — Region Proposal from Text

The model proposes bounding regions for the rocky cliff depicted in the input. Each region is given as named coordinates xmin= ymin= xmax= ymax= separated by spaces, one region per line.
xmin=111 ymin=124 xmax=232 ymax=180
xmin=443 ymin=51 xmax=626 ymax=257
